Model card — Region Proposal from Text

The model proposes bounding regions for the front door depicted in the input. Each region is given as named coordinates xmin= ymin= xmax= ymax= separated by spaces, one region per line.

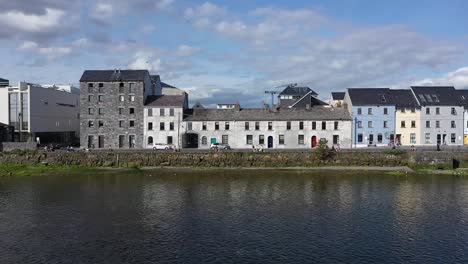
xmin=369 ymin=134 xmax=374 ymax=145
xmin=437 ymin=134 xmax=442 ymax=144
xmin=311 ymin=136 xmax=317 ymax=148
xmin=268 ymin=136 xmax=273 ymax=148
xmin=211 ymin=138 xmax=217 ymax=144
xmin=443 ymin=134 xmax=447 ymax=144
xmin=396 ymin=134 xmax=401 ymax=145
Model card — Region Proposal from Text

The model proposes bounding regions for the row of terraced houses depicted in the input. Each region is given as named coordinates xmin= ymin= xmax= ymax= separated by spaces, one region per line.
xmin=76 ymin=69 xmax=468 ymax=150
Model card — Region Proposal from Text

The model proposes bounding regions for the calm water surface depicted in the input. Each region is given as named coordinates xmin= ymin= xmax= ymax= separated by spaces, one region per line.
xmin=1 ymin=170 xmax=468 ymax=263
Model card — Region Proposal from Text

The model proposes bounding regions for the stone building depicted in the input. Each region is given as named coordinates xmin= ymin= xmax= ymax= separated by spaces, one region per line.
xmin=79 ymin=70 xmax=157 ymax=149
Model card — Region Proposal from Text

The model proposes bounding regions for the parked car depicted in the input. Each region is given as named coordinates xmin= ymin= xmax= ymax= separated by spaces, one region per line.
xmin=152 ymin=143 xmax=173 ymax=150
xmin=211 ymin=143 xmax=231 ymax=150
xmin=220 ymin=144 xmax=231 ymax=150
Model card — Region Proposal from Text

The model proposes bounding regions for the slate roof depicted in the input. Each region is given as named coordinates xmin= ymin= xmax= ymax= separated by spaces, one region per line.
xmin=145 ymin=95 xmax=186 ymax=107
xmin=331 ymin=92 xmax=345 ymax=100
xmin=410 ymin=86 xmax=459 ymax=106
xmin=184 ymin=106 xmax=351 ymax=121
xmin=80 ymin=70 xmax=149 ymax=82
xmin=161 ymin=82 xmax=177 ymax=88
xmin=0 ymin=78 xmax=8 ymax=82
xmin=279 ymin=86 xmax=318 ymax=96
xmin=389 ymin=89 xmax=419 ymax=108
xmin=347 ymin=88 xmax=394 ymax=106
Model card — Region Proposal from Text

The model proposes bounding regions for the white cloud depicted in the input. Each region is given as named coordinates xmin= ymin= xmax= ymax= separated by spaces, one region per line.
xmin=0 ymin=8 xmax=65 ymax=33
xmin=412 ymin=66 xmax=468 ymax=89
xmin=91 ymin=3 xmax=114 ymax=24
xmin=20 ymin=41 xmax=39 ymax=50
xmin=128 ymin=51 xmax=162 ymax=72
xmin=176 ymin=45 xmax=201 ymax=57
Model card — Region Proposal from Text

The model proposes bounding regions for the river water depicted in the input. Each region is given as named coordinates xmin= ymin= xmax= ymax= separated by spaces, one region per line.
xmin=1 ymin=169 xmax=468 ymax=263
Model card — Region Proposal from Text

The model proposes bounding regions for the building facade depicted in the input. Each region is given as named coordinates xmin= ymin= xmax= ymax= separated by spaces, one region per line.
xmin=79 ymin=70 xmax=157 ymax=149
xmin=392 ymin=89 xmax=421 ymax=146
xmin=0 ymin=82 xmax=80 ymax=143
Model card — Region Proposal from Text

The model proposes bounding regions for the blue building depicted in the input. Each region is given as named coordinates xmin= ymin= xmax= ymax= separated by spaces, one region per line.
xmin=343 ymin=88 xmax=396 ymax=147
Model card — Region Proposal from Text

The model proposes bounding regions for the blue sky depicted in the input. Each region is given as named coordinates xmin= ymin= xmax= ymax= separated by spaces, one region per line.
xmin=0 ymin=0 xmax=467 ymax=106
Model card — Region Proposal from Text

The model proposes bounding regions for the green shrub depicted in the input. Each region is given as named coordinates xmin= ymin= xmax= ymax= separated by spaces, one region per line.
xmin=383 ymin=149 xmax=406 ymax=156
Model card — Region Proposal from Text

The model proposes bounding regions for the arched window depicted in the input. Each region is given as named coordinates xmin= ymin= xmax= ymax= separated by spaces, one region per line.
xmin=201 ymin=136 xmax=207 ymax=145
xmin=148 ymin=136 xmax=153 ymax=145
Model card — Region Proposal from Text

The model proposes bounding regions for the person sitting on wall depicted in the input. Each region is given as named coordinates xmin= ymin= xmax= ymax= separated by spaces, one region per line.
xmin=410 ymin=145 xmax=416 ymax=152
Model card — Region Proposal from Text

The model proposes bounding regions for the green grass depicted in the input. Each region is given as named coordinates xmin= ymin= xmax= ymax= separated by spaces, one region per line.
xmin=0 ymin=164 xmax=101 ymax=177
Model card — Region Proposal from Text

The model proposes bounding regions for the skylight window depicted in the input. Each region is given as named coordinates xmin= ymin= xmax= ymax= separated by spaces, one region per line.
xmin=425 ymin=94 xmax=433 ymax=103
xmin=418 ymin=94 xmax=427 ymax=103
xmin=380 ymin=94 xmax=386 ymax=103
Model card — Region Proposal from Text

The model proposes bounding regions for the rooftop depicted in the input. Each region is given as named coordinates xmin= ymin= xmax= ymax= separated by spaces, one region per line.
xmin=145 ymin=95 xmax=186 ymax=107
xmin=279 ymin=86 xmax=318 ymax=96
xmin=331 ymin=92 xmax=345 ymax=100
xmin=410 ymin=86 xmax=458 ymax=106
xmin=347 ymin=88 xmax=394 ymax=106
xmin=389 ymin=89 xmax=419 ymax=108
xmin=184 ymin=106 xmax=351 ymax=121
xmin=80 ymin=70 xmax=149 ymax=82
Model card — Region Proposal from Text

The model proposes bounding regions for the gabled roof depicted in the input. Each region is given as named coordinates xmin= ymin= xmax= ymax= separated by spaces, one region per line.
xmin=347 ymin=88 xmax=394 ymax=106
xmin=331 ymin=92 xmax=345 ymax=100
xmin=279 ymin=86 xmax=318 ymax=96
xmin=410 ymin=86 xmax=458 ymax=106
xmin=145 ymin=95 xmax=186 ymax=107
xmin=184 ymin=106 xmax=351 ymax=121
xmin=161 ymin=82 xmax=177 ymax=88
xmin=0 ymin=78 xmax=8 ymax=82
xmin=289 ymin=92 xmax=327 ymax=108
xmin=80 ymin=70 xmax=149 ymax=82
xmin=389 ymin=89 xmax=419 ymax=108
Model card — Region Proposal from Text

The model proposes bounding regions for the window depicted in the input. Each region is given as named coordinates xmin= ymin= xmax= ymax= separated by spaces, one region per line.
xmin=119 ymin=135 xmax=125 ymax=148
xmin=129 ymin=135 xmax=135 ymax=148
xmin=167 ymin=136 xmax=173 ymax=145
xmin=279 ymin=135 xmax=285 ymax=145
xmin=368 ymin=108 xmax=373 ymax=115
xmin=299 ymin=122 xmax=304 ymax=130
xmin=312 ymin=122 xmax=316 ymax=130
xmin=88 ymin=108 xmax=94 ymax=115
xmin=98 ymin=108 xmax=104 ymax=115
xmin=170 ymin=108 xmax=174 ymax=116
xmin=401 ymin=108 xmax=406 ymax=113
xmin=401 ymin=121 xmax=406 ymax=128
xmin=322 ymin=121 xmax=326 ymax=130
xmin=436 ymin=121 xmax=440 ymax=128
xmin=187 ymin=122 xmax=193 ymax=131
xmin=357 ymin=121 xmax=362 ymax=128
xmin=129 ymin=120 xmax=135 ymax=128
xmin=255 ymin=122 xmax=260 ymax=130
xmin=98 ymin=120 xmax=104 ymax=127
xmin=88 ymin=83 xmax=93 ymax=93
xmin=98 ymin=95 xmax=104 ymax=102
xmin=268 ymin=122 xmax=273 ymax=130
xmin=259 ymin=135 xmax=265 ymax=145
xmin=129 ymin=108 xmax=135 ymax=114
xmin=286 ymin=121 xmax=291 ymax=130
xmin=160 ymin=109 xmax=165 ymax=116
xmin=87 ymin=135 xmax=94 ymax=148
xmin=425 ymin=133 xmax=431 ymax=144
xmin=411 ymin=121 xmax=416 ymax=128
xmin=225 ymin=122 xmax=230 ymax=130
xmin=222 ymin=135 xmax=228 ymax=144
xmin=148 ymin=109 xmax=153 ymax=116
xmin=357 ymin=108 xmax=362 ymax=115
xmin=119 ymin=108 xmax=124 ymax=115
xmin=215 ymin=122 xmax=220 ymax=130
xmin=148 ymin=136 xmax=153 ymax=145
xmin=129 ymin=83 xmax=135 ymax=94
xmin=334 ymin=121 xmax=338 ymax=130
xmin=410 ymin=133 xmax=416 ymax=144
xmin=88 ymin=95 xmax=93 ymax=102
xmin=201 ymin=136 xmax=208 ymax=145
xmin=426 ymin=108 xmax=430 ymax=115
xmin=245 ymin=122 xmax=250 ymax=130
xmin=170 ymin=122 xmax=174 ymax=131
xmin=160 ymin=122 xmax=165 ymax=130
xmin=119 ymin=83 xmax=124 ymax=93
xmin=246 ymin=135 xmax=253 ymax=145
xmin=378 ymin=134 xmax=383 ymax=143
xmin=333 ymin=135 xmax=339 ymax=145
xmin=411 ymin=108 xmax=416 ymax=113
xmin=451 ymin=108 xmax=457 ymax=115
xmin=384 ymin=108 xmax=388 ymax=115
xmin=119 ymin=95 xmax=125 ymax=102
xmin=202 ymin=122 xmax=207 ymax=130
xmin=298 ymin=135 xmax=304 ymax=145
xmin=426 ymin=121 xmax=430 ymax=128
xmin=88 ymin=120 xmax=94 ymax=127
xmin=148 ymin=122 xmax=153 ymax=131
xmin=119 ymin=120 xmax=124 ymax=128
xmin=129 ymin=95 xmax=135 ymax=102
xmin=358 ymin=134 xmax=363 ymax=143
xmin=98 ymin=135 xmax=104 ymax=148
xmin=383 ymin=121 xmax=388 ymax=128
xmin=368 ymin=121 xmax=373 ymax=128
xmin=451 ymin=133 xmax=456 ymax=143
xmin=451 ymin=121 xmax=456 ymax=128
xmin=436 ymin=107 xmax=440 ymax=115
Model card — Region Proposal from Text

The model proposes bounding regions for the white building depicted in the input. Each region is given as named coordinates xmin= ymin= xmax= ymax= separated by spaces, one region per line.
xmin=0 ymin=82 xmax=80 ymax=144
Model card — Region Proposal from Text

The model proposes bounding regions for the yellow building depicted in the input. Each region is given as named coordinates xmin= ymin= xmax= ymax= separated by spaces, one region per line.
xmin=393 ymin=90 xmax=421 ymax=146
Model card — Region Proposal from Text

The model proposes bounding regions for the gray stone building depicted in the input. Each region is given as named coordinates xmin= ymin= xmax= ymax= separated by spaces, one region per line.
xmin=79 ymin=70 xmax=158 ymax=149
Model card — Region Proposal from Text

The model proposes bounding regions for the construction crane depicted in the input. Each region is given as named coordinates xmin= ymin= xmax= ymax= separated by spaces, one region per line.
xmin=264 ymin=83 xmax=297 ymax=106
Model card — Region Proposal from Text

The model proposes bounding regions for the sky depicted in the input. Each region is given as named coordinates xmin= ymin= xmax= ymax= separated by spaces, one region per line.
xmin=1 ymin=0 xmax=468 ymax=107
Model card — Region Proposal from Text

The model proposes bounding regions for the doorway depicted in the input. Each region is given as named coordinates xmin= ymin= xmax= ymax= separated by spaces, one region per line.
xmin=369 ymin=134 xmax=374 ymax=145
xmin=267 ymin=136 xmax=273 ymax=148
xmin=211 ymin=138 xmax=217 ymax=144
xmin=311 ymin=136 xmax=317 ymax=148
